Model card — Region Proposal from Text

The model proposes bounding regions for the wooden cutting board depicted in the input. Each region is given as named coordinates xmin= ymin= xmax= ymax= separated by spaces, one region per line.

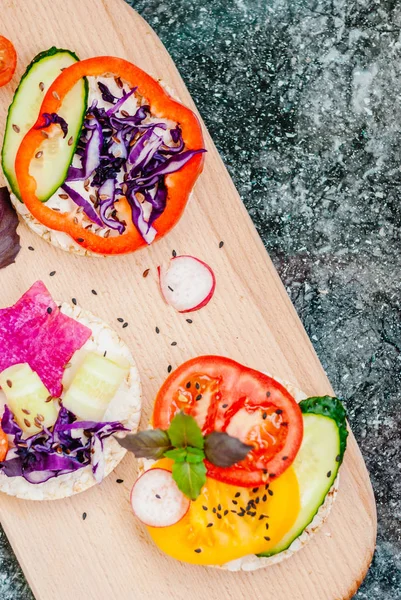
xmin=0 ymin=1 xmax=376 ymax=599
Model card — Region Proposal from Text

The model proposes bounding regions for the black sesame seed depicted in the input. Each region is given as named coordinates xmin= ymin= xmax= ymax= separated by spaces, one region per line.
xmin=72 ymin=298 xmax=77 ymax=305
xmin=270 ymin=473 xmax=276 ymax=478
xmin=224 ymin=510 xmax=229 ymax=516
xmin=232 ymin=500 xmax=238 ymax=505
xmin=91 ymin=289 xmax=97 ymax=295
xmin=202 ymin=505 xmax=208 ymax=511
xmin=186 ymin=382 xmax=191 ymax=389
xmin=262 ymin=412 xmax=267 ymax=420
xmin=28 ymin=246 xmax=34 ymax=251
xmin=6 ymin=380 xmax=12 ymax=388
xmin=194 ymin=548 xmax=202 ymax=553
xmin=171 ymin=341 xmax=177 ymax=346
xmin=248 ymin=511 xmax=256 ymax=517
xmin=82 ymin=512 xmax=87 ymax=520
xmin=235 ymin=492 xmax=241 ymax=498
xmin=155 ymin=494 xmax=161 ymax=499
xmin=206 ymin=523 xmax=213 ymax=528
xmin=265 ymin=484 xmax=269 ymax=489
xmin=104 ymin=351 xmax=107 ymax=357
xmin=217 ymin=504 xmax=222 ymax=511
xmin=336 ymin=455 xmax=341 ymax=462
xmin=262 ymin=494 xmax=267 ymax=502
xmin=195 ymin=382 xmax=200 ymax=390
xmin=281 ymin=422 xmax=288 ymax=427
xmin=259 ymin=515 xmax=265 ymax=520
xmin=118 ymin=318 xmax=124 ymax=323
xmin=155 ymin=326 xmax=160 ymax=333
xmin=217 ymin=513 xmax=222 ymax=519
xmin=264 ymin=536 xmax=270 ymax=541
xmin=168 ymin=285 xmax=174 ymax=292
xmin=231 ymin=510 xmax=237 ymax=514
xmin=47 ymin=307 xmax=52 ymax=314
xmin=122 ymin=322 xmax=128 ymax=328
xmin=252 ymin=487 xmax=259 ymax=493
xmin=212 ymin=507 xmax=217 ymax=514
xmin=167 ymin=365 xmax=172 ymax=373
xmin=263 ymin=470 xmax=268 ymax=475
xmin=265 ymin=523 xmax=269 ymax=530
xmin=255 ymin=497 xmax=260 ymax=504
xmin=266 ymin=391 xmax=271 ymax=397
xmin=49 ymin=271 xmax=56 ymax=277
xmin=172 ymin=250 xmax=177 ymax=257
xmin=196 ymin=394 xmax=202 ymax=401
xmin=219 ymin=240 xmax=224 ymax=248
xmin=276 ymin=409 xmax=283 ymax=414
xmin=116 ymin=479 xmax=124 ymax=484
xmin=238 ymin=512 xmax=245 ymax=517
xmin=222 ymin=403 xmax=228 ymax=408
xmin=327 ymin=471 xmax=332 ymax=478
xmin=76 ymin=238 xmax=84 ymax=243
xmin=268 ymin=489 xmax=273 ymax=496
xmin=282 ymin=456 xmax=288 ymax=461
xmin=186 ymin=319 xmax=193 ymax=324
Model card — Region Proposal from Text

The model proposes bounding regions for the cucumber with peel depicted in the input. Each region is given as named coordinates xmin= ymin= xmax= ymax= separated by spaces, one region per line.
xmin=258 ymin=396 xmax=348 ymax=557
xmin=62 ymin=352 xmax=130 ymax=421
xmin=1 ymin=46 xmax=88 ymax=201
xmin=0 ymin=363 xmax=59 ymax=435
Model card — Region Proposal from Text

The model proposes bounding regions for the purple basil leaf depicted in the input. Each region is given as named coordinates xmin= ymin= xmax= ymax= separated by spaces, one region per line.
xmin=0 ymin=187 xmax=21 ymax=270
xmin=204 ymin=432 xmax=253 ymax=467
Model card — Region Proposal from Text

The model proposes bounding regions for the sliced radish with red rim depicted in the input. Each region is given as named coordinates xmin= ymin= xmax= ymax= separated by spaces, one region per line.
xmin=158 ymin=255 xmax=216 ymax=313
xmin=131 ymin=468 xmax=190 ymax=527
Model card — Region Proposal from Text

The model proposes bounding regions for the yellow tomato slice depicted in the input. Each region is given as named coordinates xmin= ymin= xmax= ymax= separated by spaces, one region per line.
xmin=147 ymin=458 xmax=300 ymax=566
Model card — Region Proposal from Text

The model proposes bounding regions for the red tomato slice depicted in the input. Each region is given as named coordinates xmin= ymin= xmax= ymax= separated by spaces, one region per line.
xmin=0 ymin=36 xmax=17 ymax=87
xmin=153 ymin=356 xmax=303 ymax=487
xmin=0 ymin=426 xmax=8 ymax=461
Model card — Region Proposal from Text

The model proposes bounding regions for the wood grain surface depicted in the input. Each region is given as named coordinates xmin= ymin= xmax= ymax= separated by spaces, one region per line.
xmin=0 ymin=1 xmax=376 ymax=599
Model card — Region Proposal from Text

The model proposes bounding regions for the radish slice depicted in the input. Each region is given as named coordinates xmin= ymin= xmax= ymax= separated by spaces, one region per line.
xmin=131 ymin=468 xmax=190 ymax=528
xmin=158 ymin=255 xmax=216 ymax=313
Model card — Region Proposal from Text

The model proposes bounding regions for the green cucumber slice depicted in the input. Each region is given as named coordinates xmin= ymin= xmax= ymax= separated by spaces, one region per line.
xmin=0 ymin=363 xmax=59 ymax=435
xmin=258 ymin=396 xmax=348 ymax=557
xmin=1 ymin=46 xmax=88 ymax=201
xmin=62 ymin=352 xmax=130 ymax=421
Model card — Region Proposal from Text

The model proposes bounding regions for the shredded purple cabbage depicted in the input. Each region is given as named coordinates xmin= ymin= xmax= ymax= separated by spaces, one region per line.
xmin=0 ymin=405 xmax=127 ymax=485
xmin=38 ymin=113 xmax=69 ymax=139
xmin=64 ymin=82 xmax=205 ymax=243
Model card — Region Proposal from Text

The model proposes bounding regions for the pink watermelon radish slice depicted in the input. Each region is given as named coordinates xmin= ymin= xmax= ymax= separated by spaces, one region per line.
xmin=131 ymin=468 xmax=190 ymax=527
xmin=0 ymin=281 xmax=91 ymax=397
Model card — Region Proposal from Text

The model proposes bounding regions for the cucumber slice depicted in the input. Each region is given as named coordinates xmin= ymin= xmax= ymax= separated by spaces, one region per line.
xmin=62 ymin=352 xmax=130 ymax=421
xmin=258 ymin=396 xmax=348 ymax=557
xmin=1 ymin=46 xmax=88 ymax=201
xmin=0 ymin=363 xmax=59 ymax=435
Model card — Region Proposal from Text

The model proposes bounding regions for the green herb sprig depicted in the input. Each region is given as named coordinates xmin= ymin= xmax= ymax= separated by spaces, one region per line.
xmin=117 ymin=411 xmax=252 ymax=500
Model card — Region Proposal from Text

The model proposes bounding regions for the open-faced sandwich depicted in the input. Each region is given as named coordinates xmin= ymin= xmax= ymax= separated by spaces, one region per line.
xmin=120 ymin=356 xmax=348 ymax=570
xmin=1 ymin=47 xmax=205 ymax=256
xmin=0 ymin=281 xmax=141 ymax=500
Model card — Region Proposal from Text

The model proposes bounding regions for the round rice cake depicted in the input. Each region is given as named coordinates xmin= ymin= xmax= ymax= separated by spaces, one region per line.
xmin=139 ymin=375 xmax=338 ymax=571
xmin=0 ymin=301 xmax=142 ymax=500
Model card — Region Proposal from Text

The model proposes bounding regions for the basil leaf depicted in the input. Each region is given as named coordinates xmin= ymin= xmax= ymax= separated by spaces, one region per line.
xmin=204 ymin=432 xmax=253 ymax=467
xmin=164 ymin=448 xmax=187 ymax=463
xmin=0 ymin=187 xmax=21 ymax=270
xmin=186 ymin=446 xmax=205 ymax=464
xmin=116 ymin=429 xmax=172 ymax=459
xmin=172 ymin=460 xmax=207 ymax=500
xmin=168 ymin=411 xmax=204 ymax=449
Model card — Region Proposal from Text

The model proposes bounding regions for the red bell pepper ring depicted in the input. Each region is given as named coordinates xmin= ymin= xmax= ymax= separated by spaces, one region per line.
xmin=15 ymin=56 xmax=205 ymax=255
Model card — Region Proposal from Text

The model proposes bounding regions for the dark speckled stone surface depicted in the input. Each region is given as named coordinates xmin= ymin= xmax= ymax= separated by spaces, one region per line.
xmin=1 ymin=0 xmax=400 ymax=598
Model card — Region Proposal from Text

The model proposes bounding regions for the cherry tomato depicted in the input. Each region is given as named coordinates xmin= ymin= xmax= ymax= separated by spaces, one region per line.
xmin=0 ymin=36 xmax=17 ymax=87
